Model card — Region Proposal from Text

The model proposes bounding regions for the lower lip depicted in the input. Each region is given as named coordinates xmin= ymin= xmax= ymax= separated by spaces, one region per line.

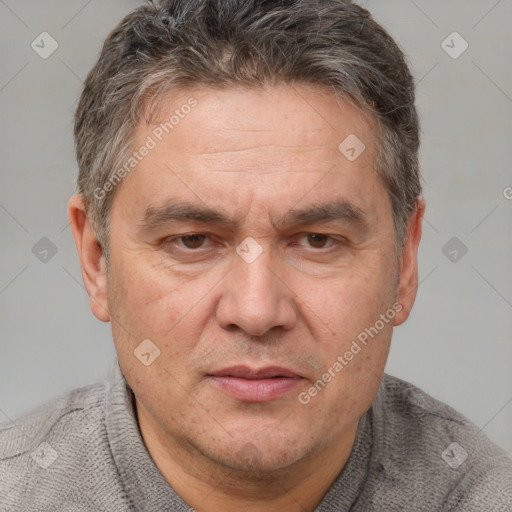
xmin=208 ymin=376 xmax=302 ymax=402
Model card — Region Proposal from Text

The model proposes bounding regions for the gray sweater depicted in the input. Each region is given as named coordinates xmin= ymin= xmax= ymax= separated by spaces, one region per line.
xmin=1 ymin=359 xmax=511 ymax=511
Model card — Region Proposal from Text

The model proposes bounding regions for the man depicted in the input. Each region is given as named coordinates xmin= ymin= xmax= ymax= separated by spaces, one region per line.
xmin=1 ymin=0 xmax=511 ymax=510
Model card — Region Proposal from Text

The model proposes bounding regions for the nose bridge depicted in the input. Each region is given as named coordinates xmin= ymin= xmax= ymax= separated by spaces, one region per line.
xmin=236 ymin=248 xmax=278 ymax=302
xmin=216 ymin=241 xmax=296 ymax=335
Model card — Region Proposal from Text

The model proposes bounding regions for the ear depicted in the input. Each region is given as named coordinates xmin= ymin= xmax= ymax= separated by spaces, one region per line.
xmin=394 ymin=197 xmax=425 ymax=326
xmin=68 ymin=194 xmax=110 ymax=322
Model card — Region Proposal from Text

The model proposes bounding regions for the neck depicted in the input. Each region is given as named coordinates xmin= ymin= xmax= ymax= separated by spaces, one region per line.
xmin=136 ymin=400 xmax=358 ymax=512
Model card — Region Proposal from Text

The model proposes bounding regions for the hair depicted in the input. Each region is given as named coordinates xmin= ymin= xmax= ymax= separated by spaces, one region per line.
xmin=74 ymin=0 xmax=422 ymax=263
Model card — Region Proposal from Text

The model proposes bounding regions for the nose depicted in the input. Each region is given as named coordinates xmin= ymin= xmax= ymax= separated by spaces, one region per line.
xmin=215 ymin=245 xmax=297 ymax=336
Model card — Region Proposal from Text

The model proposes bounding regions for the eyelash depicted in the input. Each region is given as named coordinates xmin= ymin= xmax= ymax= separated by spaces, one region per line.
xmin=165 ymin=233 xmax=344 ymax=252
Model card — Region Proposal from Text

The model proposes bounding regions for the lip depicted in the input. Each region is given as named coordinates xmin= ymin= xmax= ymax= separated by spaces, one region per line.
xmin=209 ymin=365 xmax=300 ymax=379
xmin=207 ymin=365 xmax=303 ymax=402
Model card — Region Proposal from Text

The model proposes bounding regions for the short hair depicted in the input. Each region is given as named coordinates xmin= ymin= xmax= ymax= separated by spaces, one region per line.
xmin=74 ymin=0 xmax=422 ymax=262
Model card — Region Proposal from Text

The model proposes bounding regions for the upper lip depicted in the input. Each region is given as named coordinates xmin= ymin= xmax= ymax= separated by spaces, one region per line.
xmin=208 ymin=365 xmax=300 ymax=379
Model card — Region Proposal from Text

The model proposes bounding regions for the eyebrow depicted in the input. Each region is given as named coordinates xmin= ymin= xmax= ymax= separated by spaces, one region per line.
xmin=277 ymin=200 xmax=369 ymax=232
xmin=140 ymin=199 xmax=370 ymax=233
xmin=140 ymin=201 xmax=234 ymax=229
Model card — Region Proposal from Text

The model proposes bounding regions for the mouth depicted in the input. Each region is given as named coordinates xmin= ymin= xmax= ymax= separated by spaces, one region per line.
xmin=207 ymin=365 xmax=303 ymax=402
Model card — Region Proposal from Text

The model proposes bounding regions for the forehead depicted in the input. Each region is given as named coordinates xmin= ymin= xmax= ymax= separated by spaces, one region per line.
xmin=143 ymin=83 xmax=375 ymax=155
xmin=116 ymin=84 xmax=389 ymax=226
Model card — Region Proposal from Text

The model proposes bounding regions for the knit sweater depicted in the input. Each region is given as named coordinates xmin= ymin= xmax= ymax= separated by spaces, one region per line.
xmin=1 ymin=358 xmax=511 ymax=511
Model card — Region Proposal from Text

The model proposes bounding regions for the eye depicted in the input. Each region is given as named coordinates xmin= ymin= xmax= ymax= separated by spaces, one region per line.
xmin=175 ymin=234 xmax=210 ymax=249
xmin=297 ymin=233 xmax=339 ymax=249
xmin=164 ymin=233 xmax=342 ymax=255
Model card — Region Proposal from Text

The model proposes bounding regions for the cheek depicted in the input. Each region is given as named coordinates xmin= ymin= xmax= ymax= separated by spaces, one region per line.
xmin=292 ymin=255 xmax=395 ymax=398
xmin=107 ymin=260 xmax=212 ymax=410
xmin=293 ymin=257 xmax=395 ymax=335
xmin=109 ymin=256 xmax=204 ymax=337
xmin=306 ymin=324 xmax=392 ymax=430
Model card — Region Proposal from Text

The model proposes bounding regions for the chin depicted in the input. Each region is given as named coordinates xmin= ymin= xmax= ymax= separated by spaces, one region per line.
xmin=203 ymin=435 xmax=312 ymax=476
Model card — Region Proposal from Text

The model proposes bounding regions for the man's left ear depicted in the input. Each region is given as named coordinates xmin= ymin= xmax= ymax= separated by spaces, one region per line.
xmin=394 ymin=197 xmax=426 ymax=326
xmin=68 ymin=194 xmax=111 ymax=322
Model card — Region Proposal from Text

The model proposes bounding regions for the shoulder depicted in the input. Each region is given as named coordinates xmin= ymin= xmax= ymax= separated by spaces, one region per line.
xmin=367 ymin=374 xmax=512 ymax=511
xmin=0 ymin=382 xmax=105 ymax=457
xmin=0 ymin=381 xmax=109 ymax=511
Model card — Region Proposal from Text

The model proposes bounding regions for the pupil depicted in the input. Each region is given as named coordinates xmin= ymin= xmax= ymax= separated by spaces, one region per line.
xmin=308 ymin=234 xmax=327 ymax=248
xmin=183 ymin=235 xmax=205 ymax=248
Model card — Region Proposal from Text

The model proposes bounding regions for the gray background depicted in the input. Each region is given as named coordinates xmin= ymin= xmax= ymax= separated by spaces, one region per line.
xmin=0 ymin=0 xmax=511 ymax=455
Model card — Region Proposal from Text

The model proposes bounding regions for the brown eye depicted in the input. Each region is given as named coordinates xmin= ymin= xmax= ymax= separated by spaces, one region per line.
xmin=306 ymin=234 xmax=331 ymax=248
xmin=180 ymin=234 xmax=208 ymax=249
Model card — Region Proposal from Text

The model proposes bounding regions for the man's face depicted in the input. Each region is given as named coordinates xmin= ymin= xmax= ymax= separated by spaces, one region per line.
xmin=98 ymin=85 xmax=410 ymax=471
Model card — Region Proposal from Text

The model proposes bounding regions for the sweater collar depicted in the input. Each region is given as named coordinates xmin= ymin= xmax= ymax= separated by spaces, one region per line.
xmin=105 ymin=358 xmax=191 ymax=511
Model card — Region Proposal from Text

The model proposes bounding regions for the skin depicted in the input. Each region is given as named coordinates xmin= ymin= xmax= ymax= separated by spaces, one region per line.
xmin=69 ymin=84 xmax=425 ymax=512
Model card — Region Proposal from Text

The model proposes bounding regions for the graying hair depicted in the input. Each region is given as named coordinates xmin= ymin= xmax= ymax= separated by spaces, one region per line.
xmin=74 ymin=0 xmax=422 ymax=262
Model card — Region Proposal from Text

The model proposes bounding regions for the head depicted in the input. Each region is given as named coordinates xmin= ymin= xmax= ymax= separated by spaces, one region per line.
xmin=69 ymin=0 xmax=424 ymax=474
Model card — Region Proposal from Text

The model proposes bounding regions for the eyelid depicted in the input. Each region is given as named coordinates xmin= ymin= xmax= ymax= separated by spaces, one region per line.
xmin=170 ymin=233 xmax=214 ymax=249
xmin=294 ymin=233 xmax=344 ymax=249
xmin=163 ymin=232 xmax=346 ymax=252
